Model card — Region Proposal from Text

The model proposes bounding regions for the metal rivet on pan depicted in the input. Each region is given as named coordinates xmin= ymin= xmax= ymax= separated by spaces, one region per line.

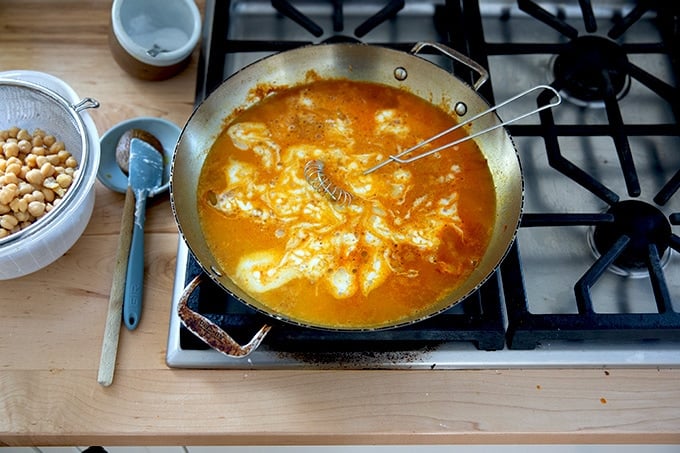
xmin=394 ymin=67 xmax=408 ymax=81
xmin=455 ymin=101 xmax=468 ymax=116
xmin=210 ymin=265 xmax=223 ymax=277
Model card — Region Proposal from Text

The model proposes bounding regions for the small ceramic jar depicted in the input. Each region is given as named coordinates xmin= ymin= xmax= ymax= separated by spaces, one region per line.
xmin=109 ymin=0 xmax=201 ymax=81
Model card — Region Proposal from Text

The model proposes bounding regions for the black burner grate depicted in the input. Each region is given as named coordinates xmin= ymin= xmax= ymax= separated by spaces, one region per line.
xmin=487 ymin=0 xmax=680 ymax=349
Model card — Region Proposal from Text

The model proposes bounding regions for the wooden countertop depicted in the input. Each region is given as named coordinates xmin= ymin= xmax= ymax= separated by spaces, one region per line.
xmin=1 ymin=0 xmax=679 ymax=447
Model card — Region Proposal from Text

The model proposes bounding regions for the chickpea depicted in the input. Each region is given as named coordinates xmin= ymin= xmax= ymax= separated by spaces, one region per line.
xmin=31 ymin=190 xmax=44 ymax=202
xmin=16 ymin=129 xmax=31 ymax=141
xmin=18 ymin=182 xmax=34 ymax=196
xmin=42 ymin=188 xmax=55 ymax=203
xmin=6 ymin=162 xmax=21 ymax=176
xmin=18 ymin=139 xmax=32 ymax=154
xmin=0 ymin=214 xmax=18 ymax=230
xmin=9 ymin=197 xmax=28 ymax=213
xmin=14 ymin=211 xmax=29 ymax=222
xmin=43 ymin=177 xmax=58 ymax=190
xmin=57 ymin=150 xmax=70 ymax=161
xmin=3 ymin=141 xmax=19 ymax=158
xmin=24 ymin=153 xmax=38 ymax=168
xmin=47 ymin=154 xmax=61 ymax=166
xmin=49 ymin=141 xmax=65 ymax=154
xmin=40 ymin=162 xmax=55 ymax=178
xmin=2 ymin=173 xmax=19 ymax=185
xmin=0 ymin=184 xmax=18 ymax=204
xmin=65 ymin=156 xmax=78 ymax=168
xmin=28 ymin=201 xmax=46 ymax=217
xmin=42 ymin=135 xmax=56 ymax=147
xmin=56 ymin=173 xmax=73 ymax=188
xmin=7 ymin=126 xmax=19 ymax=138
xmin=6 ymin=156 xmax=21 ymax=166
xmin=31 ymin=146 xmax=46 ymax=156
xmin=26 ymin=168 xmax=44 ymax=186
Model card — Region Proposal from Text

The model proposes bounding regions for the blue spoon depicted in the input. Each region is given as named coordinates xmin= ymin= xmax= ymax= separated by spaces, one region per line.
xmin=123 ymin=138 xmax=164 ymax=330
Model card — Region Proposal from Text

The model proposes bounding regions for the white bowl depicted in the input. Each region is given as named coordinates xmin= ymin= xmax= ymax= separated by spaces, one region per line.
xmin=110 ymin=0 xmax=201 ymax=80
xmin=0 ymin=71 xmax=100 ymax=280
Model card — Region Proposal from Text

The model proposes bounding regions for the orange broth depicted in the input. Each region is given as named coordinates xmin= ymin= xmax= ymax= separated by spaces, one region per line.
xmin=197 ymin=79 xmax=496 ymax=329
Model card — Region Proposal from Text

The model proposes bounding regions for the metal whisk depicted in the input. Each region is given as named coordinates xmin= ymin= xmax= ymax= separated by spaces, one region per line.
xmin=304 ymin=159 xmax=353 ymax=206
xmin=303 ymin=85 xmax=560 ymax=205
xmin=363 ymin=85 xmax=562 ymax=175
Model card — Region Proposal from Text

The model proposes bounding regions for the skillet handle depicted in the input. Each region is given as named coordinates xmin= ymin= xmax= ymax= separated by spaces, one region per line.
xmin=177 ymin=274 xmax=272 ymax=358
xmin=411 ymin=42 xmax=489 ymax=92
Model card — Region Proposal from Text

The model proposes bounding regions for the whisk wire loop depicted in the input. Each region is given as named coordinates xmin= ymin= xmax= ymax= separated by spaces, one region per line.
xmin=304 ymin=160 xmax=353 ymax=206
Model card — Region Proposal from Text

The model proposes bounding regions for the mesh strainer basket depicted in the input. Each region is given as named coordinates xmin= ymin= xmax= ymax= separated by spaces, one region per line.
xmin=0 ymin=78 xmax=100 ymax=278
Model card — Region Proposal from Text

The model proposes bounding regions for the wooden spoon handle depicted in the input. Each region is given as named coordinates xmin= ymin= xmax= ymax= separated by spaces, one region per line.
xmin=97 ymin=186 xmax=135 ymax=386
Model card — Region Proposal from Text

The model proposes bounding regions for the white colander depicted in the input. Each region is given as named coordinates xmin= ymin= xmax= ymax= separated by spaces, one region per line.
xmin=0 ymin=76 xmax=100 ymax=279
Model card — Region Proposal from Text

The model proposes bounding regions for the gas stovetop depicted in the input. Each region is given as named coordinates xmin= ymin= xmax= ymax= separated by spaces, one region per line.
xmin=166 ymin=0 xmax=680 ymax=369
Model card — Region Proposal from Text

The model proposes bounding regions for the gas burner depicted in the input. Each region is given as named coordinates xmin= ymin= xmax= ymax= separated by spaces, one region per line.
xmin=553 ymin=35 xmax=631 ymax=106
xmin=589 ymin=200 xmax=672 ymax=278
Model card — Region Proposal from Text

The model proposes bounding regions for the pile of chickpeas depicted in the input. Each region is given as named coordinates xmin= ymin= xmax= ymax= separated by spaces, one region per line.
xmin=0 ymin=126 xmax=79 ymax=239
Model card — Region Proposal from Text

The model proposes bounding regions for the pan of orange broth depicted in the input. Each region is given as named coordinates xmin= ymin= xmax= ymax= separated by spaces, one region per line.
xmin=170 ymin=43 xmax=525 ymax=356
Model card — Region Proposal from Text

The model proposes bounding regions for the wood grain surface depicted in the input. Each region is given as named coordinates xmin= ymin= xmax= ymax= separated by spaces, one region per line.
xmin=1 ymin=0 xmax=679 ymax=447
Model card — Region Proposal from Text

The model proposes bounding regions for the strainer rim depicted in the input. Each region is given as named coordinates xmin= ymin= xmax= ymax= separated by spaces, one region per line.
xmin=0 ymin=78 xmax=96 ymax=246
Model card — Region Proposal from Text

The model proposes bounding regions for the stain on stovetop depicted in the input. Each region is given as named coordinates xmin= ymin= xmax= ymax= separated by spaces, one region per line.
xmin=273 ymin=343 xmax=441 ymax=369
